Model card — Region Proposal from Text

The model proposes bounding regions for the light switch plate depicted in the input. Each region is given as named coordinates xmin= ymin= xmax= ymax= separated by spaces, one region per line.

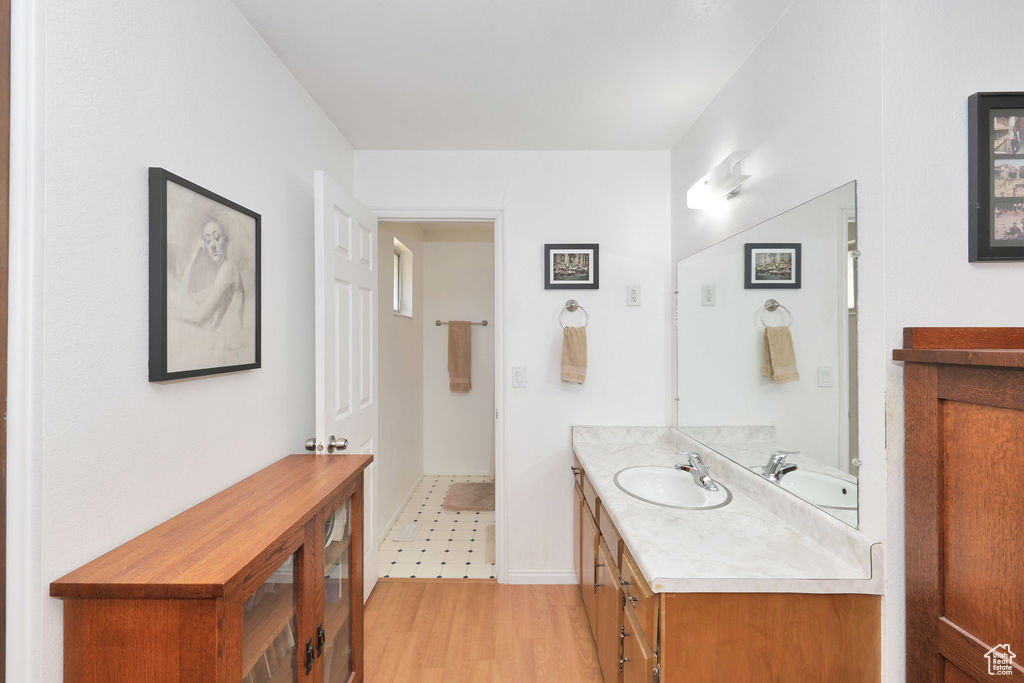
xmin=512 ymin=366 xmax=527 ymax=388
xmin=817 ymin=365 xmax=834 ymax=388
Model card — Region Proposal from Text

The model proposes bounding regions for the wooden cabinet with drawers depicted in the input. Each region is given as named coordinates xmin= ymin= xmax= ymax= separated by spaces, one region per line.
xmin=51 ymin=453 xmax=372 ymax=683
xmin=572 ymin=456 xmax=880 ymax=682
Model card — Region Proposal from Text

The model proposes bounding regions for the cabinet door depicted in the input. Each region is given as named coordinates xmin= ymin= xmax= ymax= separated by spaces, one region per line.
xmin=622 ymin=602 xmax=658 ymax=683
xmin=596 ymin=540 xmax=622 ymax=683
xmin=242 ymin=551 xmax=301 ymax=683
xmin=579 ymin=489 xmax=599 ymax=637
xmin=321 ymin=497 xmax=355 ymax=682
xmin=573 ymin=483 xmax=583 ymax=586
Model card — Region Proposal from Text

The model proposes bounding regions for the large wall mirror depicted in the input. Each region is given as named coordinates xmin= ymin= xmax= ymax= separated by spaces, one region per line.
xmin=675 ymin=182 xmax=859 ymax=526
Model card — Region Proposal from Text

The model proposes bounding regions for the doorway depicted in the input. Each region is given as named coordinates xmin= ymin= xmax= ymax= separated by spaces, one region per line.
xmin=375 ymin=218 xmax=501 ymax=580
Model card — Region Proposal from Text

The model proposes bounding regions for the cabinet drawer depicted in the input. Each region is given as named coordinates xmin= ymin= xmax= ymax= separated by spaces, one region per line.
xmin=621 ymin=547 xmax=658 ymax=647
xmin=597 ymin=499 xmax=622 ymax=568
xmin=582 ymin=471 xmax=598 ymax=514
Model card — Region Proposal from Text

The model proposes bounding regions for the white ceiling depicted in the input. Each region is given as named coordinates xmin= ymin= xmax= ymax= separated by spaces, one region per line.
xmin=232 ymin=0 xmax=794 ymax=150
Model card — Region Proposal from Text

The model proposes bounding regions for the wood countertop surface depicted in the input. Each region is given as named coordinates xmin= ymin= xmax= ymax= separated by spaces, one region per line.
xmin=50 ymin=453 xmax=372 ymax=600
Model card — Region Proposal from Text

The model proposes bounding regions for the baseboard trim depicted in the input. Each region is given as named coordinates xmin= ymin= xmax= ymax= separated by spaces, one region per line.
xmin=506 ymin=569 xmax=577 ymax=585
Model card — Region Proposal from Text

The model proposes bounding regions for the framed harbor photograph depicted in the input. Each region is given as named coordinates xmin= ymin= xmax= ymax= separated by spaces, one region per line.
xmin=149 ymin=168 xmax=261 ymax=381
xmin=744 ymin=243 xmax=801 ymax=289
xmin=969 ymin=91 xmax=1024 ymax=261
xmin=544 ymin=243 xmax=599 ymax=289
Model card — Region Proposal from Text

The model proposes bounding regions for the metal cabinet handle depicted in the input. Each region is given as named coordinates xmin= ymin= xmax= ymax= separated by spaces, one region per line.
xmin=304 ymin=639 xmax=314 ymax=674
xmin=316 ymin=624 xmax=326 ymax=657
xmin=571 ymin=465 xmax=581 ymax=475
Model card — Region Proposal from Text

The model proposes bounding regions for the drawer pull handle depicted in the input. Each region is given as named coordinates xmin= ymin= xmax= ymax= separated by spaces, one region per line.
xmin=304 ymin=639 xmax=314 ymax=675
xmin=571 ymin=466 xmax=581 ymax=475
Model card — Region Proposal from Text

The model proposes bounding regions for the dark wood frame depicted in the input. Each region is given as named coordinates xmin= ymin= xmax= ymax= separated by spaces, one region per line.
xmin=148 ymin=168 xmax=261 ymax=381
xmin=968 ymin=92 xmax=1024 ymax=261
xmin=895 ymin=327 xmax=1024 ymax=681
xmin=743 ymin=242 xmax=801 ymax=289
xmin=544 ymin=243 xmax=599 ymax=290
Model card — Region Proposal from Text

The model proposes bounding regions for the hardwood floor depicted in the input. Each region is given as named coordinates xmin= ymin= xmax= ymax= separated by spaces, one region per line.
xmin=364 ymin=580 xmax=603 ymax=682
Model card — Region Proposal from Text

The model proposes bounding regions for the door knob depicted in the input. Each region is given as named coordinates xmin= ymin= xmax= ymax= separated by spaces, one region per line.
xmin=304 ymin=438 xmax=323 ymax=452
xmin=327 ymin=435 xmax=348 ymax=453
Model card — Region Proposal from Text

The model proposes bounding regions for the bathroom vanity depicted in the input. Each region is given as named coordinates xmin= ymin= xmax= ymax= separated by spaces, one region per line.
xmin=572 ymin=427 xmax=882 ymax=682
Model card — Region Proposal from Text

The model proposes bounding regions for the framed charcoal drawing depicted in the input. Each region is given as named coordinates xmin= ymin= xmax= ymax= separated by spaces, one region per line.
xmin=544 ymin=243 xmax=599 ymax=289
xmin=969 ymin=92 xmax=1024 ymax=261
xmin=744 ymin=243 xmax=801 ymax=289
xmin=149 ymin=168 xmax=261 ymax=381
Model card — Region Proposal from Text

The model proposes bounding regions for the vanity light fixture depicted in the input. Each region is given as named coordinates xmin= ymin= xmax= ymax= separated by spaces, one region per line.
xmin=686 ymin=150 xmax=750 ymax=209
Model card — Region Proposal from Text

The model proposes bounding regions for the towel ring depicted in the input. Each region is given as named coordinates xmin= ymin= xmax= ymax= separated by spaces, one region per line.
xmin=759 ymin=298 xmax=792 ymax=327
xmin=560 ymin=299 xmax=589 ymax=329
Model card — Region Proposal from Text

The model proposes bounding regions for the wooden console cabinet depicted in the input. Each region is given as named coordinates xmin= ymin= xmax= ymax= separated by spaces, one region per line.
xmin=572 ymin=456 xmax=880 ymax=682
xmin=896 ymin=327 xmax=1024 ymax=681
xmin=51 ymin=452 xmax=372 ymax=683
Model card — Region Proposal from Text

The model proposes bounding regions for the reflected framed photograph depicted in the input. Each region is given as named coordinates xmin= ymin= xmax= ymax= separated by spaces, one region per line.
xmin=744 ymin=243 xmax=801 ymax=289
xmin=969 ymin=91 xmax=1024 ymax=261
xmin=544 ymin=243 xmax=599 ymax=289
xmin=149 ymin=168 xmax=261 ymax=381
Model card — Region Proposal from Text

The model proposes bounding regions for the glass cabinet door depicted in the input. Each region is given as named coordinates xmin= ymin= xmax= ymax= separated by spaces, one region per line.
xmin=322 ymin=499 xmax=353 ymax=682
xmin=242 ymin=553 xmax=299 ymax=683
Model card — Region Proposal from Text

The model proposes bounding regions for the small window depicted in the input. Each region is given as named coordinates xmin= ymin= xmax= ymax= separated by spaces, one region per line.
xmin=393 ymin=251 xmax=402 ymax=312
xmin=393 ymin=238 xmax=413 ymax=317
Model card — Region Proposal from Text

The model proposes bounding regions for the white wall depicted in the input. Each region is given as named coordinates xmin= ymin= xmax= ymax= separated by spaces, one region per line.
xmin=15 ymin=0 xmax=356 ymax=680
xmin=356 ymin=151 xmax=672 ymax=582
xmin=377 ymin=223 xmax=425 ymax=541
xmin=668 ymin=0 xmax=890 ymax=675
xmin=422 ymin=240 xmax=496 ymax=475
xmin=677 ymin=184 xmax=852 ymax=471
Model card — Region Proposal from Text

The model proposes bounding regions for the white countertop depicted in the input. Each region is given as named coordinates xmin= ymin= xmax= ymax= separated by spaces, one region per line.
xmin=572 ymin=426 xmax=883 ymax=595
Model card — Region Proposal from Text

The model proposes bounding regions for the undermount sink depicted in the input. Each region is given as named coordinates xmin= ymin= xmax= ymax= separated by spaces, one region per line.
xmin=614 ymin=466 xmax=732 ymax=510
xmin=752 ymin=467 xmax=857 ymax=509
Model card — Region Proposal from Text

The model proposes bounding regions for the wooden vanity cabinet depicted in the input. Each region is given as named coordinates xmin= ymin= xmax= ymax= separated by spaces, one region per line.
xmin=572 ymin=467 xmax=880 ymax=683
xmin=51 ymin=453 xmax=372 ymax=683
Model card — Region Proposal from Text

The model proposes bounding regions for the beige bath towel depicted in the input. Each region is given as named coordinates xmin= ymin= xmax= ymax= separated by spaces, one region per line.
xmin=761 ymin=325 xmax=799 ymax=383
xmin=448 ymin=321 xmax=472 ymax=392
xmin=561 ymin=326 xmax=588 ymax=384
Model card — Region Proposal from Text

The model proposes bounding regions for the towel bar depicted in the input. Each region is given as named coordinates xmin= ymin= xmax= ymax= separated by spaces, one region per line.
xmin=436 ymin=320 xmax=488 ymax=326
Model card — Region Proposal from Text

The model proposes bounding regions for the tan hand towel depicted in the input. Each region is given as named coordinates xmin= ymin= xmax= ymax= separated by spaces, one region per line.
xmin=561 ymin=326 xmax=587 ymax=384
xmin=761 ymin=325 xmax=799 ymax=383
xmin=448 ymin=321 xmax=472 ymax=392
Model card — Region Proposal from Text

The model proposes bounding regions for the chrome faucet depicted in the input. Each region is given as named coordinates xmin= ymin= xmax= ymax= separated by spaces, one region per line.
xmin=675 ymin=451 xmax=719 ymax=492
xmin=762 ymin=450 xmax=799 ymax=482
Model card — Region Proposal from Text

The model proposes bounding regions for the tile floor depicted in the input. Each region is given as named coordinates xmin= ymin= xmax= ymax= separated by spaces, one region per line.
xmin=378 ymin=475 xmax=496 ymax=580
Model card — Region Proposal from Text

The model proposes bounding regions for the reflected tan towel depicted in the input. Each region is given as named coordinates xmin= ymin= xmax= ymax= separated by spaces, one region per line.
xmin=761 ymin=325 xmax=799 ymax=383
xmin=448 ymin=321 xmax=472 ymax=392
xmin=561 ymin=326 xmax=587 ymax=384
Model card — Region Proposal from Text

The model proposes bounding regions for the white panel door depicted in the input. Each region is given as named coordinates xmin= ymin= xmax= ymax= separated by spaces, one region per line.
xmin=313 ymin=170 xmax=379 ymax=602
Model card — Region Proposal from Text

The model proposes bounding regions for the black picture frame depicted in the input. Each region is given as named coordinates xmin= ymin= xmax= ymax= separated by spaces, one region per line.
xmin=744 ymin=243 xmax=801 ymax=289
xmin=149 ymin=168 xmax=261 ymax=381
xmin=969 ymin=91 xmax=1024 ymax=261
xmin=544 ymin=243 xmax=600 ymax=289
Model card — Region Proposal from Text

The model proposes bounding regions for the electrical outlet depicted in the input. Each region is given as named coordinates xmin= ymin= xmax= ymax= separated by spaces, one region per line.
xmin=700 ymin=284 xmax=716 ymax=306
xmin=627 ymin=285 xmax=641 ymax=306
xmin=817 ymin=365 xmax=834 ymax=388
xmin=511 ymin=366 xmax=527 ymax=388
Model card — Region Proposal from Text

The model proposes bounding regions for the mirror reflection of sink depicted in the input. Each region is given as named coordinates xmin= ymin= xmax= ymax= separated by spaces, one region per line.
xmin=614 ymin=466 xmax=732 ymax=510
xmin=751 ymin=467 xmax=857 ymax=509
